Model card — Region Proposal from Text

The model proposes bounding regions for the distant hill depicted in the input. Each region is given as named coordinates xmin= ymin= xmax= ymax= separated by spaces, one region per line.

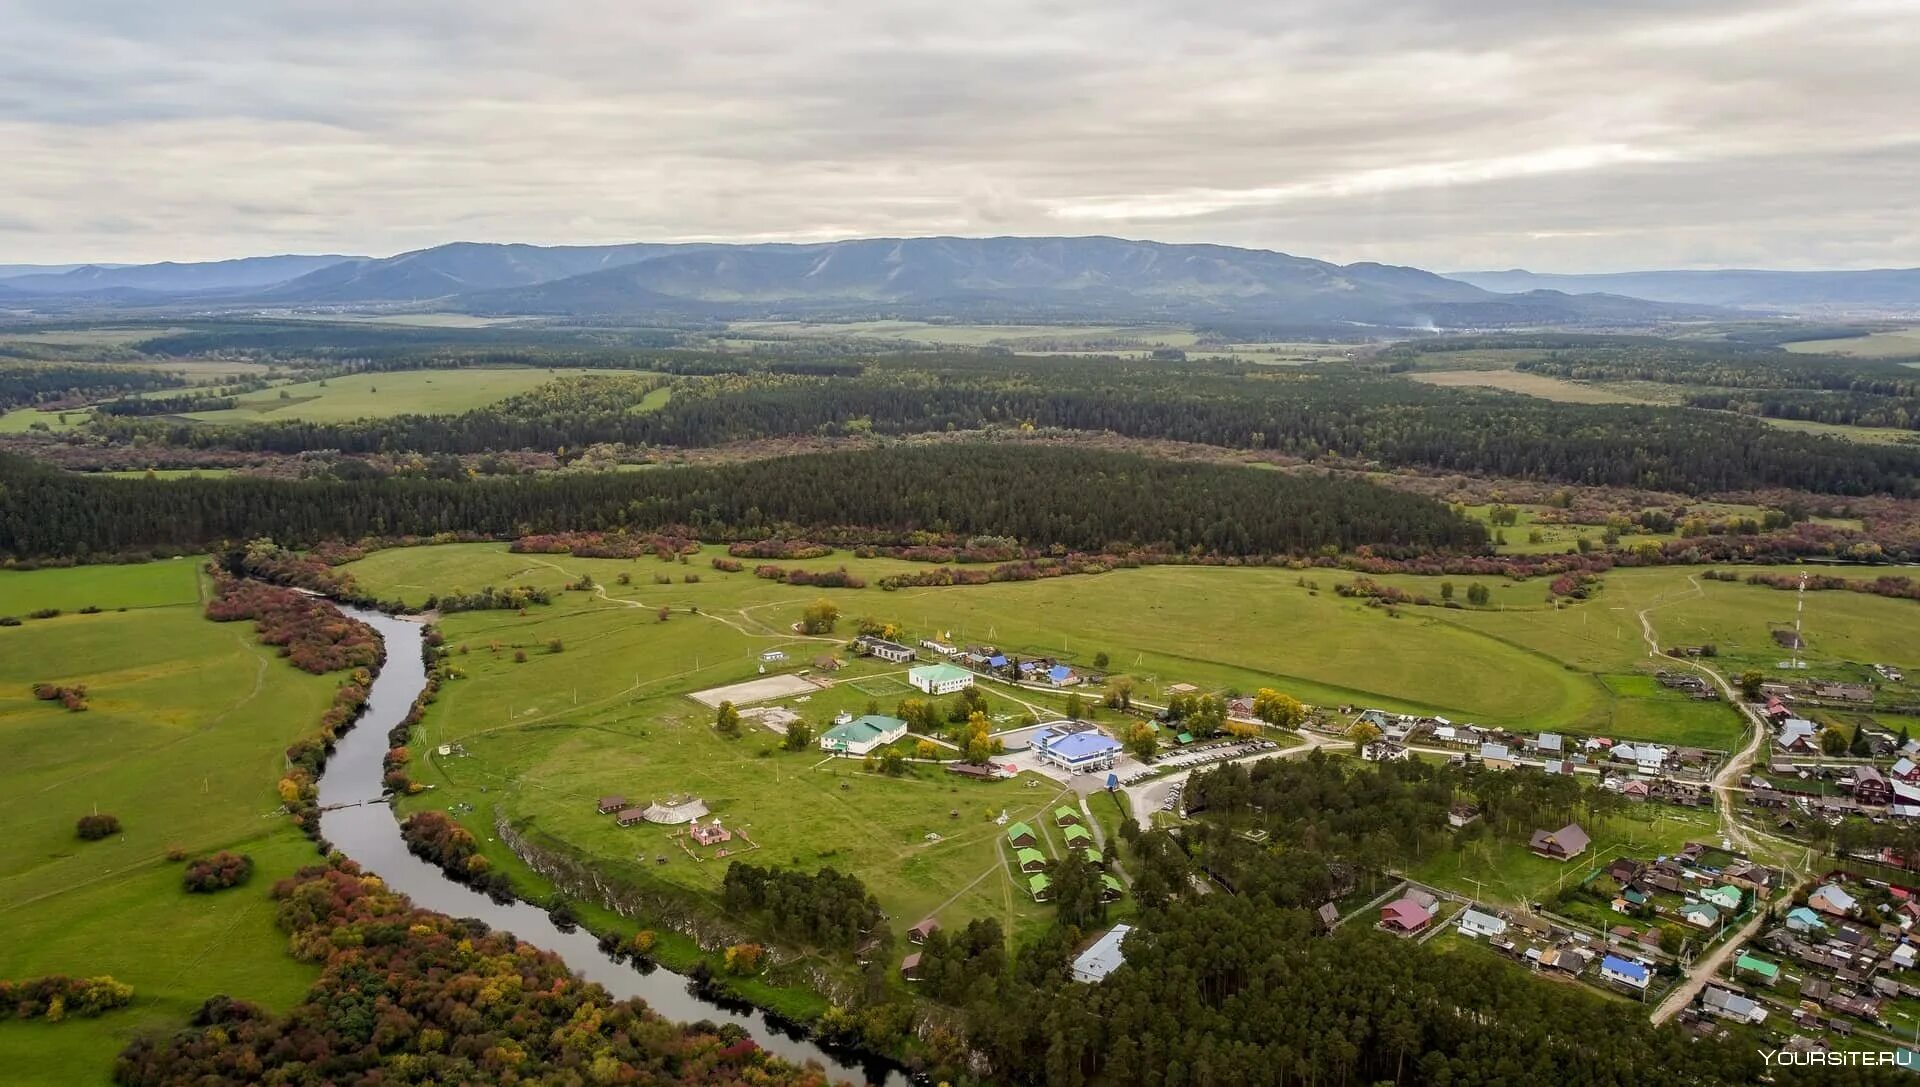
xmin=0 ymin=254 xmax=362 ymax=295
xmin=0 ymin=237 xmax=1720 ymax=328
xmin=442 ymin=236 xmax=1704 ymax=328
xmin=263 ymin=242 xmax=704 ymax=303
xmin=0 ymin=263 xmax=129 ymax=280
xmin=1447 ymin=267 xmax=1920 ymax=309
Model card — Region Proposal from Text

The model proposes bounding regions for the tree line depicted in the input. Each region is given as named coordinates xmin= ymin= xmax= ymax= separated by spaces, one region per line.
xmin=0 ymin=444 xmax=1486 ymax=558
xmin=85 ymin=356 xmax=1920 ymax=495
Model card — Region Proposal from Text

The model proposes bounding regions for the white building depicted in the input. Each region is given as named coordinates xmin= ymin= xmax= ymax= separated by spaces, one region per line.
xmin=1457 ymin=909 xmax=1508 ymax=939
xmin=1070 ymin=923 xmax=1133 ymax=983
xmin=908 ymin=663 xmax=975 ymax=696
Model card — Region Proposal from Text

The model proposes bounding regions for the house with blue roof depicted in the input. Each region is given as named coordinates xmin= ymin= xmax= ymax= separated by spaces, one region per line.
xmin=1601 ymin=954 xmax=1650 ymax=990
xmin=1032 ymin=722 xmax=1123 ymax=774
xmin=1047 ymin=664 xmax=1078 ymax=686
xmin=1785 ymin=906 xmax=1826 ymax=933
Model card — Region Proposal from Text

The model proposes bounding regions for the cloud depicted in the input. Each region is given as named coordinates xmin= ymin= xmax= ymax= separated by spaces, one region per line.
xmin=0 ymin=0 xmax=1913 ymax=270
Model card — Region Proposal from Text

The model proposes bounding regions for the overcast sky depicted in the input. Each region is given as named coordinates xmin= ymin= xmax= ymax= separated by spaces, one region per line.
xmin=4 ymin=0 xmax=1916 ymax=270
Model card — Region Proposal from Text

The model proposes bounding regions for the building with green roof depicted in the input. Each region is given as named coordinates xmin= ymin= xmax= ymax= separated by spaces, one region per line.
xmin=1084 ymin=847 xmax=1103 ymax=865
xmin=1016 ymin=847 xmax=1050 ymax=872
xmin=1005 ymin=821 xmax=1037 ymax=847
xmin=1055 ymin=805 xmax=1082 ymax=826
xmin=1063 ymin=823 xmax=1094 ymax=845
xmin=818 ymin=714 xmax=908 ymax=757
xmin=1100 ymin=874 xmax=1124 ymax=901
xmin=1029 ymin=873 xmax=1052 ymax=901
xmin=909 ymin=663 xmax=975 ymax=695
xmin=1735 ymin=953 xmax=1780 ymax=985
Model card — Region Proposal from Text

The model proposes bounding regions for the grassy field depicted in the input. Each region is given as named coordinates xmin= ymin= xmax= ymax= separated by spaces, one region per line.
xmin=725 ymin=319 xmax=1204 ymax=348
xmin=1754 ymin=417 xmax=1919 ymax=446
xmin=328 ymin=544 xmax=1918 ymax=759
xmin=1409 ymin=369 xmax=1661 ymax=404
xmin=0 ymin=406 xmax=90 ymax=433
xmin=92 ymin=467 xmax=238 ymax=480
xmin=181 ymin=367 xmax=616 ymax=423
xmin=1414 ymin=804 xmax=1722 ymax=909
xmin=1783 ymin=327 xmax=1920 ymax=358
xmin=0 ymin=565 xmax=330 ymax=1084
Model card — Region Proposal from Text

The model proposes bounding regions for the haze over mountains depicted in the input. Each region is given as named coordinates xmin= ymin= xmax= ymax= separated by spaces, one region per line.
xmin=4 ymin=236 xmax=1915 ymax=327
xmin=1447 ymin=268 xmax=1920 ymax=309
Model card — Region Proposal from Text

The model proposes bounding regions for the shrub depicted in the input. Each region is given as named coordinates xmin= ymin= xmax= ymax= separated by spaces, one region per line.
xmin=0 ymin=976 xmax=133 ymax=1020
xmin=76 ymin=813 xmax=121 ymax=840
xmin=183 ymin=851 xmax=254 ymax=893
xmin=0 ymin=616 xmax=20 ymax=626
xmin=165 ymin=845 xmax=189 ymax=862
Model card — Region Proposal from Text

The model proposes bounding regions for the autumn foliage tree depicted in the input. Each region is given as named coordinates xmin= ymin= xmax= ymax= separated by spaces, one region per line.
xmin=182 ymin=851 xmax=253 ymax=893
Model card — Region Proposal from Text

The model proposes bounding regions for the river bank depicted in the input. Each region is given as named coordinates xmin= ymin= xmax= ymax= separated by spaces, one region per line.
xmin=317 ymin=606 xmax=908 ymax=1086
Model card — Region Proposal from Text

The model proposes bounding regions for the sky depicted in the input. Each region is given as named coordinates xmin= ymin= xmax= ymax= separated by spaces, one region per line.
xmin=3 ymin=0 xmax=1917 ymax=271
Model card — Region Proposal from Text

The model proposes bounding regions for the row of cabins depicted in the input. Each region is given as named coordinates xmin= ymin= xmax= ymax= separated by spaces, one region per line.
xmin=1453 ymin=899 xmax=1656 ymax=992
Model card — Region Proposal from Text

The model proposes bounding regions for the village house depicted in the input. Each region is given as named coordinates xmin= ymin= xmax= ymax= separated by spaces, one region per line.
xmin=908 ymin=663 xmax=975 ymax=696
xmin=1447 ymin=803 xmax=1481 ymax=828
xmin=818 ymin=714 xmax=909 ymax=757
xmin=1016 ymin=848 xmax=1049 ymax=873
xmin=1005 ymin=821 xmax=1038 ymax=848
xmin=1601 ymin=954 xmax=1650 ymax=991
xmin=908 ymin=917 xmax=939 ymax=944
xmin=1736 ymin=953 xmax=1781 ymax=987
xmin=1458 ymin=909 xmax=1509 ymax=939
xmin=1055 ymin=804 xmax=1082 ymax=826
xmin=1680 ymin=902 xmax=1720 ymax=929
xmin=1852 ymin=765 xmax=1894 ymax=807
xmin=1810 ymin=883 xmax=1860 ymax=918
xmin=1702 ymin=986 xmax=1768 ymax=1024
xmin=1620 ymin=779 xmax=1651 ymax=801
xmin=1529 ymin=823 xmax=1591 ymax=862
xmin=596 ymin=796 xmax=627 ymax=815
xmin=900 ymin=952 xmax=922 ymax=980
xmin=1479 ymin=743 xmax=1515 ymax=770
xmin=1379 ymin=891 xmax=1438 ymax=935
xmin=615 ymin=807 xmax=647 ymax=827
xmin=1813 ymin=681 xmax=1874 ymax=704
xmin=1776 ymin=718 xmax=1821 ymax=754
xmin=1893 ymin=758 xmax=1920 ymax=785
xmin=1028 ymin=873 xmax=1052 ymax=901
xmin=1702 ymin=884 xmax=1744 ymax=912
xmin=853 ymin=635 xmax=916 ymax=663
xmin=1362 ymin=740 xmax=1410 ymax=762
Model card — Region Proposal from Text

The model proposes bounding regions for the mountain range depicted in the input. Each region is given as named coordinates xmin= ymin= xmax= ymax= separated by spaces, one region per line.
xmin=1447 ymin=267 xmax=1920 ymax=309
xmin=4 ymin=236 xmax=1911 ymax=327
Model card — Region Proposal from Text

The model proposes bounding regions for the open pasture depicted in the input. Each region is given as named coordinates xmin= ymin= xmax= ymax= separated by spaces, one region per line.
xmin=325 ymin=542 xmax=1905 ymax=753
xmin=1782 ymin=327 xmax=1920 ymax=358
xmin=180 ymin=366 xmax=616 ymax=423
xmin=0 ymin=565 xmax=328 ymax=1082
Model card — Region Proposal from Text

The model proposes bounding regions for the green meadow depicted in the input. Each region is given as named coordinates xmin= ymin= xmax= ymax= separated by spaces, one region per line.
xmin=180 ymin=367 xmax=621 ymax=423
xmin=0 ymin=565 xmax=328 ymax=1085
xmin=331 ymin=543 xmax=1920 ymax=786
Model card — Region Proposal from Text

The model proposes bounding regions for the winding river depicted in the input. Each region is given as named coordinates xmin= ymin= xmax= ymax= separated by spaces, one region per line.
xmin=317 ymin=608 xmax=907 ymax=1087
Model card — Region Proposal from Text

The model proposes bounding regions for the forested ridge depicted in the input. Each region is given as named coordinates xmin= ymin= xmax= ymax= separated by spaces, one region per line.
xmin=83 ymin=358 xmax=1920 ymax=495
xmin=0 ymin=444 xmax=1485 ymax=557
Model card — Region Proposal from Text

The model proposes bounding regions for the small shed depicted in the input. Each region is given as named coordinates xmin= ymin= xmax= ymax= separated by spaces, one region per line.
xmin=597 ymin=796 xmax=627 ymax=814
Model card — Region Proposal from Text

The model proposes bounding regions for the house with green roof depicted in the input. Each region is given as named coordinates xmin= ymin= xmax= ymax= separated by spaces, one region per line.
xmin=1084 ymin=847 xmax=1103 ymax=865
xmin=909 ymin=663 xmax=975 ymax=696
xmin=1029 ymin=873 xmax=1052 ymax=901
xmin=1063 ymin=824 xmax=1094 ymax=846
xmin=818 ymin=714 xmax=908 ymax=757
xmin=1055 ymin=804 xmax=1082 ymax=826
xmin=1100 ymin=874 xmax=1125 ymax=902
xmin=1005 ymin=821 xmax=1037 ymax=848
xmin=1702 ymin=884 xmax=1743 ymax=912
xmin=1016 ymin=847 xmax=1050 ymax=873
xmin=1735 ymin=953 xmax=1780 ymax=986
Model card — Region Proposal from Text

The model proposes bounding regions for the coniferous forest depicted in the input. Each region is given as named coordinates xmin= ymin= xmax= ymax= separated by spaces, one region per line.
xmin=0 ymin=445 xmax=1486 ymax=558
